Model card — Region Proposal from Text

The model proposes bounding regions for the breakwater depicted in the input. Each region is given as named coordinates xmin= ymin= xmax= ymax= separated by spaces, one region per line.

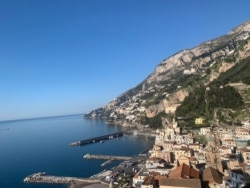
xmin=83 ymin=154 xmax=131 ymax=161
xmin=69 ymin=131 xmax=124 ymax=146
xmin=23 ymin=172 xmax=101 ymax=185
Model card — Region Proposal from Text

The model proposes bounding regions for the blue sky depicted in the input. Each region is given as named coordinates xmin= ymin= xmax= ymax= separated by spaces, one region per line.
xmin=0 ymin=0 xmax=249 ymax=120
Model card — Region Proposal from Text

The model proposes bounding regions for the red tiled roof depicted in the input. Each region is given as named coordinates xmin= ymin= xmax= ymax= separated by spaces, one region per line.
xmin=168 ymin=163 xmax=200 ymax=179
xmin=203 ymin=167 xmax=223 ymax=184
xmin=155 ymin=175 xmax=167 ymax=181
xmin=155 ymin=176 xmax=202 ymax=188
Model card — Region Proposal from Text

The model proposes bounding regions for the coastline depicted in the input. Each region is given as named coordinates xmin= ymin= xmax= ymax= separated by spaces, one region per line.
xmin=24 ymin=153 xmax=149 ymax=188
xmin=1 ymin=115 xmax=153 ymax=188
xmin=24 ymin=134 xmax=153 ymax=188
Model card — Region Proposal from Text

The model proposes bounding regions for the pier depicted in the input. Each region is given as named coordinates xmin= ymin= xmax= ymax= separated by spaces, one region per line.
xmin=69 ymin=131 xmax=124 ymax=146
xmin=84 ymin=154 xmax=132 ymax=167
xmin=24 ymin=172 xmax=102 ymax=185
xmin=101 ymin=159 xmax=113 ymax=166
xmin=83 ymin=154 xmax=132 ymax=161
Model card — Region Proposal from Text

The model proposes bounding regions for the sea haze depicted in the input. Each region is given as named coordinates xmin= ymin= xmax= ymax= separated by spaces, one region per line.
xmin=0 ymin=115 xmax=152 ymax=188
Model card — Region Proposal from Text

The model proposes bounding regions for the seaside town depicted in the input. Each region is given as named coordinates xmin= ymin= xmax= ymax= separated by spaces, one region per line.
xmin=24 ymin=118 xmax=250 ymax=188
xmin=95 ymin=119 xmax=250 ymax=188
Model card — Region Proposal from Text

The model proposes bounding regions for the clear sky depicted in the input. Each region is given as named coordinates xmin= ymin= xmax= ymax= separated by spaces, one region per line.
xmin=0 ymin=0 xmax=249 ymax=121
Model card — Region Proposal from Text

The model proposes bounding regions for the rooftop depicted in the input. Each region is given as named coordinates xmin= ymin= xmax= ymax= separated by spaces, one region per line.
xmin=168 ymin=163 xmax=200 ymax=179
xmin=203 ymin=167 xmax=223 ymax=185
xmin=155 ymin=176 xmax=202 ymax=188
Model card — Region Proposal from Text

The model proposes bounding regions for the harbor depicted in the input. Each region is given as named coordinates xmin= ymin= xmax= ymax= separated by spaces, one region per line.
xmin=69 ymin=131 xmax=124 ymax=146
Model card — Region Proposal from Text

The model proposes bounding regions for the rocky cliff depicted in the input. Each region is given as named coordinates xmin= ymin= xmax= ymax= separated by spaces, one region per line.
xmin=85 ymin=20 xmax=250 ymax=127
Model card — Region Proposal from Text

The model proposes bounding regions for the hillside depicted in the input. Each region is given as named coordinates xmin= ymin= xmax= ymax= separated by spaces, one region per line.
xmin=85 ymin=20 xmax=250 ymax=128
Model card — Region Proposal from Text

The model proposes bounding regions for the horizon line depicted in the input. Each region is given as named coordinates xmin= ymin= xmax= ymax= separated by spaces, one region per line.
xmin=0 ymin=113 xmax=85 ymax=123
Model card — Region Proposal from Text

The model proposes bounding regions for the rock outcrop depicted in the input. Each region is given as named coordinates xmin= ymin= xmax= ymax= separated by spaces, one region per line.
xmin=84 ymin=20 xmax=250 ymax=126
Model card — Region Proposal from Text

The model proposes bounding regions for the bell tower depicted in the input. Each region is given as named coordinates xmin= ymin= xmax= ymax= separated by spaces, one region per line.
xmin=205 ymin=134 xmax=223 ymax=173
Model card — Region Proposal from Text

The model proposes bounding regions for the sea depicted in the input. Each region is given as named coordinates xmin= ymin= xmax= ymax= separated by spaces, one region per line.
xmin=0 ymin=114 xmax=153 ymax=188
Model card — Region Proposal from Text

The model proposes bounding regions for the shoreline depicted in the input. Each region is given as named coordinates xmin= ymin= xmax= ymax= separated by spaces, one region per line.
xmin=24 ymin=146 xmax=152 ymax=188
xmin=23 ymin=126 xmax=154 ymax=188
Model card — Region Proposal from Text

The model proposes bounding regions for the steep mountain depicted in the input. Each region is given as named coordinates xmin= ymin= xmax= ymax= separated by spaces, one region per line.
xmin=85 ymin=20 xmax=250 ymax=128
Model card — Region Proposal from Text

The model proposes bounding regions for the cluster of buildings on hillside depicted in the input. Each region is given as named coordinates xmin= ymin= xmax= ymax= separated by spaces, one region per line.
xmin=88 ymin=82 xmax=173 ymax=120
xmin=126 ymin=120 xmax=250 ymax=188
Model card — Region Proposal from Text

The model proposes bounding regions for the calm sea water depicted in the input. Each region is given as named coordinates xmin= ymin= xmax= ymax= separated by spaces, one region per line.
xmin=0 ymin=115 xmax=152 ymax=188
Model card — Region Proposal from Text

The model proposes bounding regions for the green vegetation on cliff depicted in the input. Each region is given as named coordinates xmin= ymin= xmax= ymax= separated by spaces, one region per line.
xmin=139 ymin=111 xmax=167 ymax=129
xmin=175 ymin=56 xmax=250 ymax=121
xmin=176 ymin=85 xmax=244 ymax=119
xmin=215 ymin=56 xmax=250 ymax=85
xmin=176 ymin=84 xmax=244 ymax=120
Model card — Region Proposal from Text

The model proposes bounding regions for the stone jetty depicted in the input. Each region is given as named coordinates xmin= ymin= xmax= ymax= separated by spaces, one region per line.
xmin=70 ymin=131 xmax=124 ymax=146
xmin=83 ymin=154 xmax=131 ymax=161
xmin=101 ymin=159 xmax=113 ymax=166
xmin=83 ymin=154 xmax=132 ymax=167
xmin=24 ymin=172 xmax=101 ymax=185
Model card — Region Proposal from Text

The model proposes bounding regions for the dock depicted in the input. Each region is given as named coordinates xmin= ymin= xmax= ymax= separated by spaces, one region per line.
xmin=69 ymin=131 xmax=124 ymax=146
xmin=101 ymin=159 xmax=113 ymax=166
xmin=84 ymin=154 xmax=131 ymax=167
xmin=24 ymin=172 xmax=102 ymax=185
xmin=83 ymin=154 xmax=131 ymax=161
